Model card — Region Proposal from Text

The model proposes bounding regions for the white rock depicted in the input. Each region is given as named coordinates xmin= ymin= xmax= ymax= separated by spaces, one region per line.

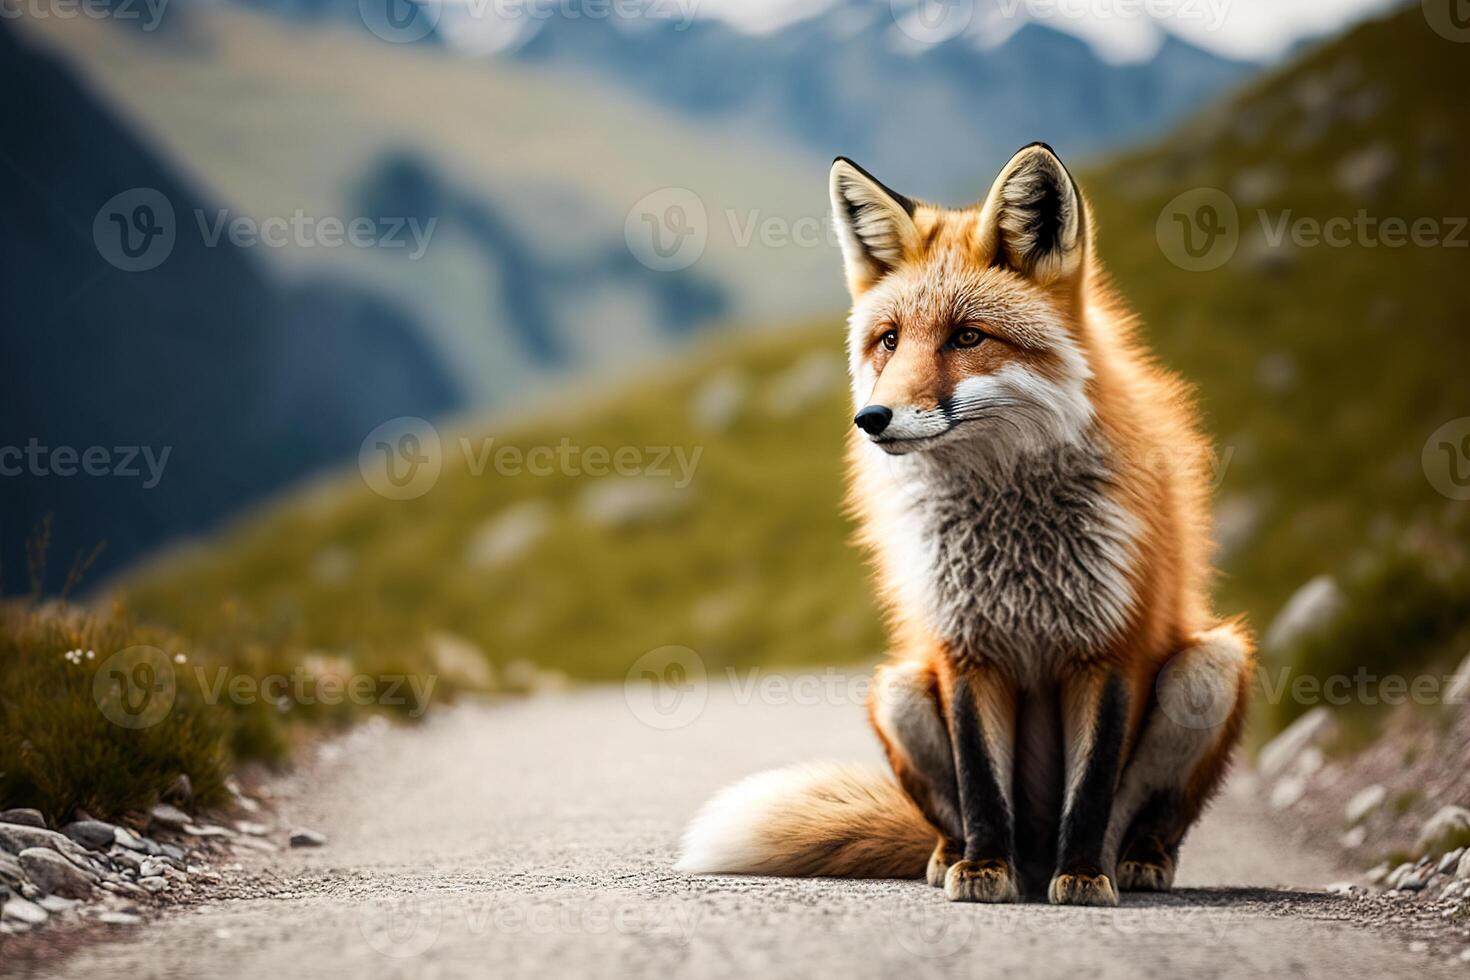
xmin=577 ymin=479 xmax=688 ymax=529
xmin=464 ymin=499 xmax=552 ymax=570
xmin=1231 ymin=165 xmax=1286 ymax=207
xmin=1345 ymin=784 xmax=1387 ymax=825
xmin=1295 ymin=746 xmax=1325 ymax=778
xmin=428 ymin=631 xmax=496 ymax=690
xmin=94 ymin=911 xmax=143 ymax=926
xmin=762 ymin=352 xmax=842 ymax=418
xmin=1365 ymin=862 xmax=1390 ymax=884
xmin=1458 ymin=850 xmax=1470 ymax=879
xmin=181 ymin=824 xmax=233 ymax=838
xmin=1 ymin=895 xmax=49 ymax=925
xmin=1419 ymin=806 xmax=1470 ymax=851
xmin=1439 ymin=848 xmax=1465 ymax=875
xmin=1270 ymin=774 xmax=1307 ymax=810
xmin=1334 ymin=142 xmax=1396 ymax=197
xmin=149 ymin=804 xmax=190 ymax=830
xmin=38 ymin=895 xmax=79 ymax=913
xmin=289 ymin=829 xmax=327 ymax=849
xmin=139 ymin=876 xmax=168 ymax=894
xmin=1339 ymin=826 xmax=1367 ymax=849
xmin=1262 ymin=576 xmax=1343 ymax=654
xmin=1258 ymin=706 xmax=1337 ymax=779
xmin=690 ymin=369 xmax=745 ymax=432
xmin=1444 ymin=651 xmax=1470 ymax=708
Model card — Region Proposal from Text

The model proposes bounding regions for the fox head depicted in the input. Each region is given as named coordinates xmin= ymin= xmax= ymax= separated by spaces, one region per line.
xmin=832 ymin=144 xmax=1097 ymax=461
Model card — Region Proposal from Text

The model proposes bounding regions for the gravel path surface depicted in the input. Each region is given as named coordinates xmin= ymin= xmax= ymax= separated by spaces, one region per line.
xmin=22 ymin=684 xmax=1465 ymax=979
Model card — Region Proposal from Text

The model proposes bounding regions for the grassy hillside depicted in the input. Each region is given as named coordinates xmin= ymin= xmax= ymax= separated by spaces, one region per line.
xmin=119 ymin=327 xmax=882 ymax=683
xmin=1084 ymin=6 xmax=1470 ymax=726
xmin=112 ymin=7 xmax=1469 ymax=734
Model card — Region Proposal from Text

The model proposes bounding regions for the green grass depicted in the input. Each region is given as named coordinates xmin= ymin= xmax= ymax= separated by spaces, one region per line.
xmin=0 ymin=601 xmax=229 ymax=823
xmin=0 ymin=593 xmax=446 ymax=822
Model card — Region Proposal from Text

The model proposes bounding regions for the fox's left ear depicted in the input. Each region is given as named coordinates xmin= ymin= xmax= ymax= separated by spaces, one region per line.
xmin=830 ymin=157 xmax=919 ymax=296
xmin=977 ymin=143 xmax=1089 ymax=287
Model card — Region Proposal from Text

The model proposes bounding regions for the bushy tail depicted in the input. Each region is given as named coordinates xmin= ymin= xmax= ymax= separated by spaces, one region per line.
xmin=675 ymin=762 xmax=935 ymax=878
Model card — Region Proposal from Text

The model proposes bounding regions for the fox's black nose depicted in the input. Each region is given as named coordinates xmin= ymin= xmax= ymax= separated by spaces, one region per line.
xmin=853 ymin=405 xmax=893 ymax=436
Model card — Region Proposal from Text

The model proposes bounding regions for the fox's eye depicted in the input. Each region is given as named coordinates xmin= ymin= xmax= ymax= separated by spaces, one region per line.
xmin=879 ymin=330 xmax=898 ymax=352
xmin=951 ymin=327 xmax=985 ymax=349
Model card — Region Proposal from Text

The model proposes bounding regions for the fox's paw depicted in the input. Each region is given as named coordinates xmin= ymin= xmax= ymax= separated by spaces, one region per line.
xmin=927 ymin=839 xmax=961 ymax=889
xmin=1117 ymin=857 xmax=1174 ymax=892
xmin=943 ymin=859 xmax=1019 ymax=903
xmin=1048 ymin=871 xmax=1119 ymax=907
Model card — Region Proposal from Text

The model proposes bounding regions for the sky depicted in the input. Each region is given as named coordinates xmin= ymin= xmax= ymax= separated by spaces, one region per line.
xmin=695 ymin=0 xmax=1407 ymax=62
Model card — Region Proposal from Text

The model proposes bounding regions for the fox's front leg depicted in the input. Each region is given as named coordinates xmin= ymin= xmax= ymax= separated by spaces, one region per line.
xmin=941 ymin=664 xmax=1020 ymax=903
xmin=1051 ymin=669 xmax=1131 ymax=906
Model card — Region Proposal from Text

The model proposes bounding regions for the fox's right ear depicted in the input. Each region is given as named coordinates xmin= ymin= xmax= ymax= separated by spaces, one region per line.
xmin=830 ymin=158 xmax=918 ymax=295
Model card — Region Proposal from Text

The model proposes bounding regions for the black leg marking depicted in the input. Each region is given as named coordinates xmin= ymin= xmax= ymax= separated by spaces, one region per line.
xmin=1117 ymin=789 xmax=1183 ymax=891
xmin=949 ymin=673 xmax=1014 ymax=864
xmin=944 ymin=672 xmax=1020 ymax=902
xmin=1058 ymin=672 xmax=1129 ymax=875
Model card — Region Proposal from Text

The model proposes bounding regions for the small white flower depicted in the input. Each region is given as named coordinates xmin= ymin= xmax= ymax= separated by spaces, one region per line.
xmin=174 ymin=653 xmax=187 ymax=665
xmin=86 ymin=650 xmax=96 ymax=660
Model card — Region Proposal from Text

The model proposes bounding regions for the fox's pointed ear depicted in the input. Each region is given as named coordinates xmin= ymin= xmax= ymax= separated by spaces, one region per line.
xmin=830 ymin=157 xmax=919 ymax=295
xmin=977 ymin=143 xmax=1089 ymax=287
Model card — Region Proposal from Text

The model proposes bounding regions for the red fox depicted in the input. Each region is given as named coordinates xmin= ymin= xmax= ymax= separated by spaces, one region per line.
xmin=676 ymin=144 xmax=1254 ymax=905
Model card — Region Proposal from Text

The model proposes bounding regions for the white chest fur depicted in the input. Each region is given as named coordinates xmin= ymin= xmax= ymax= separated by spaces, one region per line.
xmin=875 ymin=442 xmax=1140 ymax=685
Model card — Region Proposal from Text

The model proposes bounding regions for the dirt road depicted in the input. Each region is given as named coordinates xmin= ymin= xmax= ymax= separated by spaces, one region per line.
xmin=24 ymin=683 xmax=1460 ymax=979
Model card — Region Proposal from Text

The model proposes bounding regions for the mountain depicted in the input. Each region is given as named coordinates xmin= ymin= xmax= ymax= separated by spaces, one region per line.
xmin=509 ymin=6 xmax=1255 ymax=198
xmin=19 ymin=6 xmax=836 ymax=409
xmin=0 ymin=20 xmax=460 ymax=593
xmin=221 ymin=0 xmax=1254 ymax=201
